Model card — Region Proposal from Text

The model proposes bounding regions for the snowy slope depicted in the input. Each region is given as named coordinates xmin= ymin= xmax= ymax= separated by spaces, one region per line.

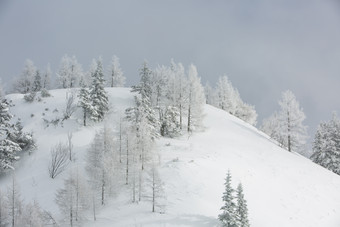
xmin=1 ymin=88 xmax=340 ymax=227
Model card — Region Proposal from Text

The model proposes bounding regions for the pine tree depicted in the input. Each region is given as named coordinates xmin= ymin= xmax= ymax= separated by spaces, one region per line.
xmin=219 ymin=170 xmax=237 ymax=227
xmin=107 ymin=55 xmax=125 ymax=87
xmin=0 ymin=99 xmax=21 ymax=171
xmin=235 ymin=183 xmax=250 ymax=227
xmin=32 ymin=70 xmax=42 ymax=92
xmin=89 ymin=58 xmax=109 ymax=122
xmin=311 ymin=113 xmax=340 ymax=175
xmin=6 ymin=176 xmax=23 ymax=227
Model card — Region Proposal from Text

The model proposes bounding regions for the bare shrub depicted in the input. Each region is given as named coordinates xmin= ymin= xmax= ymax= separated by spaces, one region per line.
xmin=48 ymin=142 xmax=69 ymax=179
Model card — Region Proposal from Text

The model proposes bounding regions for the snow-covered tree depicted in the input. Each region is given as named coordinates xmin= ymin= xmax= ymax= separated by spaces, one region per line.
xmin=204 ymin=82 xmax=217 ymax=106
xmin=0 ymin=189 xmax=9 ymax=227
xmin=216 ymin=75 xmax=242 ymax=115
xmin=235 ymin=183 xmax=250 ymax=227
xmin=187 ymin=64 xmax=205 ymax=132
xmin=0 ymin=99 xmax=21 ymax=171
xmin=12 ymin=59 xmax=37 ymax=94
xmin=6 ymin=176 xmax=23 ymax=227
xmin=235 ymin=102 xmax=257 ymax=126
xmin=277 ymin=90 xmax=308 ymax=152
xmin=169 ymin=60 xmax=187 ymax=129
xmin=147 ymin=164 xmax=165 ymax=213
xmin=21 ymin=200 xmax=44 ymax=227
xmin=86 ymin=127 xmax=116 ymax=206
xmin=7 ymin=120 xmax=36 ymax=153
xmin=219 ymin=170 xmax=237 ymax=227
xmin=89 ymin=58 xmax=109 ymax=122
xmin=42 ymin=64 xmax=52 ymax=90
xmin=55 ymin=170 xmax=89 ymax=226
xmin=78 ymin=83 xmax=92 ymax=126
xmin=32 ymin=70 xmax=42 ymax=92
xmin=57 ymin=55 xmax=83 ymax=88
xmin=107 ymin=55 xmax=125 ymax=87
xmin=160 ymin=106 xmax=180 ymax=137
xmin=311 ymin=113 xmax=340 ymax=175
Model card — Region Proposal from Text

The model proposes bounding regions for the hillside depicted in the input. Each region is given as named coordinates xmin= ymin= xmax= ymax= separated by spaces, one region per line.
xmin=1 ymin=88 xmax=340 ymax=227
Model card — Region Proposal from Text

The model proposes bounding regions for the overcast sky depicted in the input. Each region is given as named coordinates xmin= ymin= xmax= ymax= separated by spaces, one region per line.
xmin=0 ymin=0 xmax=340 ymax=148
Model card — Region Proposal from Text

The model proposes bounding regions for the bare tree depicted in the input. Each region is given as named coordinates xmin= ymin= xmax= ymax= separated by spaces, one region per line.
xmin=48 ymin=142 xmax=69 ymax=179
xmin=67 ymin=132 xmax=74 ymax=161
xmin=63 ymin=90 xmax=77 ymax=121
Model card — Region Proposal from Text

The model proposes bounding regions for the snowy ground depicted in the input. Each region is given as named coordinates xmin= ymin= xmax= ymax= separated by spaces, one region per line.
xmin=1 ymin=88 xmax=340 ymax=227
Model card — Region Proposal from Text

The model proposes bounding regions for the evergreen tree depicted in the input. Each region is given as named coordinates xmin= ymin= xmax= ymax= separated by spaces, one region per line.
xmin=311 ymin=113 xmax=340 ymax=175
xmin=89 ymin=58 xmax=109 ymax=122
xmin=107 ymin=55 xmax=125 ymax=87
xmin=236 ymin=183 xmax=250 ymax=227
xmin=219 ymin=170 xmax=237 ymax=227
xmin=32 ymin=70 xmax=42 ymax=92
xmin=0 ymin=99 xmax=21 ymax=171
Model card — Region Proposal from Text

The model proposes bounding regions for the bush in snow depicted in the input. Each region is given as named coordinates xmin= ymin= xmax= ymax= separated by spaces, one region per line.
xmin=48 ymin=142 xmax=69 ymax=179
xmin=23 ymin=92 xmax=36 ymax=103
xmin=40 ymin=88 xmax=51 ymax=97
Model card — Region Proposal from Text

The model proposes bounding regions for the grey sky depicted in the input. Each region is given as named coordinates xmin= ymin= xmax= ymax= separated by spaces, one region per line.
xmin=1 ymin=0 xmax=340 ymax=148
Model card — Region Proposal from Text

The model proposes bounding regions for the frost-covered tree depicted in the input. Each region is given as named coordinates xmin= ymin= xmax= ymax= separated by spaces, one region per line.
xmin=277 ymin=90 xmax=308 ymax=152
xmin=12 ymin=59 xmax=37 ymax=94
xmin=219 ymin=170 xmax=237 ymax=227
xmin=160 ymin=106 xmax=180 ymax=137
xmin=311 ymin=113 xmax=340 ymax=175
xmin=89 ymin=58 xmax=109 ymax=122
xmin=86 ymin=127 xmax=116 ymax=206
xmin=78 ymin=83 xmax=92 ymax=126
xmin=21 ymin=200 xmax=44 ymax=227
xmin=42 ymin=64 xmax=52 ymax=90
xmin=187 ymin=64 xmax=205 ymax=132
xmin=204 ymin=82 xmax=217 ymax=106
xmin=7 ymin=120 xmax=36 ymax=153
xmin=57 ymin=55 xmax=83 ymax=88
xmin=55 ymin=170 xmax=89 ymax=226
xmin=0 ymin=189 xmax=9 ymax=227
xmin=235 ymin=102 xmax=257 ymax=126
xmin=107 ymin=55 xmax=125 ymax=87
xmin=147 ymin=164 xmax=165 ymax=213
xmin=235 ymin=183 xmax=250 ymax=227
xmin=0 ymin=99 xmax=21 ymax=171
xmin=216 ymin=75 xmax=239 ymax=115
xmin=32 ymin=70 xmax=42 ymax=92
xmin=6 ymin=176 xmax=23 ymax=227
xmin=169 ymin=60 xmax=187 ymax=129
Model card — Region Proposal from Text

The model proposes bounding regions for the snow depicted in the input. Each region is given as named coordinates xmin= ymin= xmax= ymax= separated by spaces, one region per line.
xmin=1 ymin=87 xmax=340 ymax=226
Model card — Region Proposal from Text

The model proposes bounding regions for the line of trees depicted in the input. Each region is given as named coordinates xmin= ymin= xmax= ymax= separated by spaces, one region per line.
xmin=205 ymin=75 xmax=257 ymax=126
xmin=11 ymin=55 xmax=126 ymax=95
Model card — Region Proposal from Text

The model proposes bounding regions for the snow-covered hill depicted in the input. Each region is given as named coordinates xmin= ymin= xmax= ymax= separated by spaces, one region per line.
xmin=1 ymin=88 xmax=340 ymax=227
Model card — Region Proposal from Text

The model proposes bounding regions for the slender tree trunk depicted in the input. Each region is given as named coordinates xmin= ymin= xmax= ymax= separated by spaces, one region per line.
xmin=152 ymin=170 xmax=155 ymax=213
xmin=83 ymin=108 xmax=86 ymax=126
xmin=287 ymin=110 xmax=291 ymax=152
xmin=92 ymin=194 xmax=96 ymax=221
xmin=119 ymin=118 xmax=122 ymax=163
xmin=126 ymin=136 xmax=129 ymax=185
xmin=187 ymin=106 xmax=191 ymax=132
